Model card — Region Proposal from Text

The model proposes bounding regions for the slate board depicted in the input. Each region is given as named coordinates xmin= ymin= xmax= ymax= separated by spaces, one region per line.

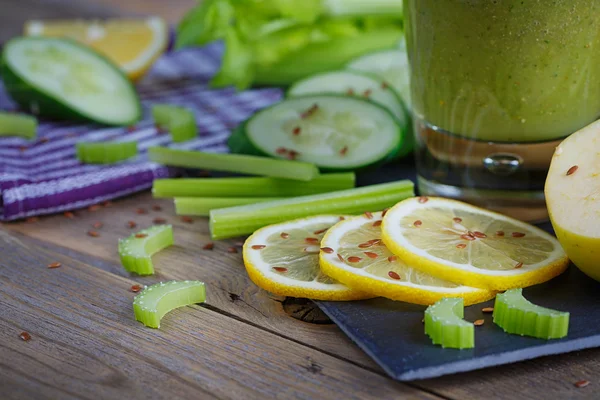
xmin=316 ymin=162 xmax=600 ymax=381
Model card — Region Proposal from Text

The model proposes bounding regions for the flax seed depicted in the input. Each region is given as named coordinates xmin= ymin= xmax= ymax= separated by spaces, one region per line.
xmin=482 ymin=307 xmax=494 ymax=313
xmin=203 ymin=243 xmax=215 ymax=250
xmin=388 ymin=271 xmax=401 ymax=280
xmin=364 ymin=252 xmax=378 ymax=259
xmin=566 ymin=165 xmax=579 ymax=176
xmin=347 ymin=256 xmax=362 ymax=263
xmin=321 ymin=247 xmax=334 ymax=254
xmin=474 ymin=319 xmax=485 ymax=326
xmin=251 ymin=245 xmax=266 ymax=250
xmin=47 ymin=262 xmax=62 ymax=269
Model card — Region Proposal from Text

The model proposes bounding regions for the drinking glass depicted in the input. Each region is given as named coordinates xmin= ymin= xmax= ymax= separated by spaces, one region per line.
xmin=403 ymin=0 xmax=600 ymax=221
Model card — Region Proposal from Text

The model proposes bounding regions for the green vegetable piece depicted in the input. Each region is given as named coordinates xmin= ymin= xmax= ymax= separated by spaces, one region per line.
xmin=493 ymin=289 xmax=569 ymax=340
xmin=0 ymin=112 xmax=37 ymax=140
xmin=152 ymin=104 xmax=198 ymax=143
xmin=76 ymin=141 xmax=138 ymax=164
xmin=148 ymin=146 xmax=320 ymax=182
xmin=119 ymin=225 xmax=174 ymax=276
xmin=175 ymin=197 xmax=282 ymax=216
xmin=153 ymin=173 xmax=356 ymax=198
xmin=133 ymin=280 xmax=206 ymax=328
xmin=209 ymin=179 xmax=414 ymax=239
xmin=425 ymin=298 xmax=474 ymax=349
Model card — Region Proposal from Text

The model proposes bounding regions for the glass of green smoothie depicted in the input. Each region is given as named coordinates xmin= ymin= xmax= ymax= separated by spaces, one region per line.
xmin=404 ymin=0 xmax=600 ymax=221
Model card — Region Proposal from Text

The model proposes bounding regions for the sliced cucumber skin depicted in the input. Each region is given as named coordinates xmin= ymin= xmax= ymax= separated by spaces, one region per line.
xmin=286 ymin=70 xmax=413 ymax=158
xmin=1 ymin=37 xmax=142 ymax=126
xmin=239 ymin=95 xmax=402 ymax=172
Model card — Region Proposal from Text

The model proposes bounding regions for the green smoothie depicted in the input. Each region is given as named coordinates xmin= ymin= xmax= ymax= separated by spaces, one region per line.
xmin=404 ymin=0 xmax=600 ymax=142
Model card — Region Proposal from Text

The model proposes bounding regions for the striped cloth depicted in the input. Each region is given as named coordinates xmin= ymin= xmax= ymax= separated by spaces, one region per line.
xmin=0 ymin=43 xmax=283 ymax=221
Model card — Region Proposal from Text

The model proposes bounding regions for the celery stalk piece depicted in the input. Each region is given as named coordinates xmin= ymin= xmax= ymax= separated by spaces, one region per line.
xmin=0 ymin=112 xmax=37 ymax=140
xmin=209 ymin=180 xmax=414 ymax=239
xmin=133 ymin=280 xmax=206 ymax=328
xmin=148 ymin=146 xmax=320 ymax=181
xmin=493 ymin=289 xmax=569 ymax=340
xmin=153 ymin=173 xmax=356 ymax=198
xmin=175 ymin=197 xmax=282 ymax=216
xmin=76 ymin=141 xmax=138 ymax=164
xmin=119 ymin=225 xmax=174 ymax=276
xmin=424 ymin=298 xmax=474 ymax=349
xmin=323 ymin=0 xmax=403 ymax=17
xmin=151 ymin=104 xmax=197 ymax=143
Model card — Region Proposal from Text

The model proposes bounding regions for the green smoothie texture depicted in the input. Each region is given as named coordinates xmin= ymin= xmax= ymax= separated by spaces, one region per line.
xmin=404 ymin=0 xmax=600 ymax=142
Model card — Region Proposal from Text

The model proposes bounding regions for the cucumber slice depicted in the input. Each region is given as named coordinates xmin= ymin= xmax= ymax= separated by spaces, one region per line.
xmin=424 ymin=298 xmax=474 ymax=349
xmin=119 ymin=225 xmax=174 ymax=276
xmin=133 ymin=280 xmax=206 ymax=328
xmin=288 ymin=70 xmax=412 ymax=158
xmin=76 ymin=141 xmax=138 ymax=164
xmin=152 ymin=104 xmax=198 ymax=143
xmin=1 ymin=37 xmax=141 ymax=126
xmin=347 ymin=46 xmax=411 ymax=109
xmin=244 ymin=95 xmax=401 ymax=171
xmin=0 ymin=112 xmax=37 ymax=140
xmin=493 ymin=289 xmax=569 ymax=339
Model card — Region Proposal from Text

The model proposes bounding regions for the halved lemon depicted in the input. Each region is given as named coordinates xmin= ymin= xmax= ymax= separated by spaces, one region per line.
xmin=24 ymin=17 xmax=168 ymax=81
xmin=319 ymin=212 xmax=495 ymax=305
xmin=381 ymin=197 xmax=569 ymax=291
xmin=243 ymin=216 xmax=371 ymax=301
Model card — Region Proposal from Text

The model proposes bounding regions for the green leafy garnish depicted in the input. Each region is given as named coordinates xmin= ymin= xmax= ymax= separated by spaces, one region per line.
xmin=76 ymin=141 xmax=138 ymax=164
xmin=425 ymin=298 xmax=474 ymax=349
xmin=493 ymin=289 xmax=569 ymax=339
xmin=119 ymin=225 xmax=174 ymax=276
xmin=133 ymin=280 xmax=206 ymax=328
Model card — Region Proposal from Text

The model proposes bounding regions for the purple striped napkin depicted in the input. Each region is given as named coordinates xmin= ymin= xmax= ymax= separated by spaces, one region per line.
xmin=0 ymin=43 xmax=283 ymax=221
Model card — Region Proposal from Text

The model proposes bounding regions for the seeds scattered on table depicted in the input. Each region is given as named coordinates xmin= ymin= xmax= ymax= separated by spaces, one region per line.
xmin=227 ymin=247 xmax=238 ymax=254
xmin=482 ymin=307 xmax=494 ymax=313
xmin=88 ymin=204 xmax=101 ymax=212
xmin=135 ymin=233 xmax=148 ymax=239
xmin=102 ymin=201 xmax=113 ymax=207
xmin=474 ymin=319 xmax=485 ymax=326
xmin=203 ymin=242 xmax=215 ymax=250
xmin=574 ymin=380 xmax=590 ymax=388
xmin=181 ymin=216 xmax=194 ymax=224
xmin=19 ymin=332 xmax=31 ymax=341
xmin=152 ymin=205 xmax=162 ymax=211
xmin=87 ymin=230 xmax=100 ymax=237
xmin=127 ymin=221 xmax=137 ymax=229
xmin=64 ymin=211 xmax=75 ymax=219
xmin=26 ymin=217 xmax=39 ymax=223
xmin=47 ymin=262 xmax=61 ymax=269
xmin=153 ymin=217 xmax=167 ymax=224
xmin=131 ymin=284 xmax=143 ymax=293
xmin=92 ymin=222 xmax=103 ymax=229
xmin=136 ymin=208 xmax=148 ymax=215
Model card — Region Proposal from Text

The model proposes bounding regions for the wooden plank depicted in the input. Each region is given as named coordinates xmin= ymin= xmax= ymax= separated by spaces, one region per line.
xmin=0 ymin=229 xmax=436 ymax=400
xmin=6 ymin=192 xmax=381 ymax=371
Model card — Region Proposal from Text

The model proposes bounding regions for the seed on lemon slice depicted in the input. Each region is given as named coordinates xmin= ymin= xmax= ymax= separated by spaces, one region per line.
xmin=319 ymin=212 xmax=495 ymax=305
xmin=243 ymin=216 xmax=371 ymax=301
xmin=381 ymin=197 xmax=569 ymax=291
xmin=24 ymin=17 xmax=168 ymax=81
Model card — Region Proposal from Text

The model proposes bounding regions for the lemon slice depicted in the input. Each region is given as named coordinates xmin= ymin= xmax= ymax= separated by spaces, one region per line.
xmin=243 ymin=216 xmax=371 ymax=301
xmin=25 ymin=17 xmax=168 ymax=81
xmin=319 ymin=212 xmax=495 ymax=305
xmin=546 ymin=120 xmax=600 ymax=282
xmin=381 ymin=197 xmax=569 ymax=291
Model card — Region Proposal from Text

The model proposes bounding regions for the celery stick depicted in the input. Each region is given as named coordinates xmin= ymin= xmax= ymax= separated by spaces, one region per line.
xmin=119 ymin=225 xmax=174 ymax=276
xmin=133 ymin=280 xmax=206 ymax=328
xmin=152 ymin=104 xmax=197 ymax=143
xmin=153 ymin=173 xmax=355 ymax=198
xmin=209 ymin=180 xmax=414 ymax=239
xmin=0 ymin=112 xmax=37 ymax=140
xmin=425 ymin=298 xmax=474 ymax=349
xmin=76 ymin=141 xmax=138 ymax=164
xmin=175 ymin=197 xmax=282 ymax=216
xmin=493 ymin=289 xmax=569 ymax=339
xmin=148 ymin=147 xmax=320 ymax=181
xmin=323 ymin=0 xmax=403 ymax=17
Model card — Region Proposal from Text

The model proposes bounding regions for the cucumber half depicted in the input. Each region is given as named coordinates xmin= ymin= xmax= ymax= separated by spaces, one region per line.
xmin=244 ymin=95 xmax=401 ymax=171
xmin=347 ymin=46 xmax=411 ymax=109
xmin=1 ymin=37 xmax=141 ymax=126
xmin=287 ymin=70 xmax=412 ymax=157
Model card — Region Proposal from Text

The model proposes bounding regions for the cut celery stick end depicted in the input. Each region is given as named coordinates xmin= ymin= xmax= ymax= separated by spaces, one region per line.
xmin=151 ymin=104 xmax=197 ymax=143
xmin=76 ymin=141 xmax=138 ymax=164
xmin=425 ymin=298 xmax=474 ymax=349
xmin=133 ymin=280 xmax=206 ymax=328
xmin=0 ymin=112 xmax=37 ymax=140
xmin=119 ymin=225 xmax=174 ymax=276
xmin=148 ymin=146 xmax=320 ymax=181
xmin=493 ymin=289 xmax=569 ymax=339
xmin=153 ymin=173 xmax=356 ymax=198
xmin=175 ymin=197 xmax=283 ymax=216
xmin=209 ymin=180 xmax=414 ymax=239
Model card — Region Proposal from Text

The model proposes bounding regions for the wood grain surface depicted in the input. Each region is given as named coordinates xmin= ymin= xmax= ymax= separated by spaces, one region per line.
xmin=0 ymin=0 xmax=598 ymax=399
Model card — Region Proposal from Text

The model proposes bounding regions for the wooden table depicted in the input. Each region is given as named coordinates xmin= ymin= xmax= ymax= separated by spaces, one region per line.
xmin=0 ymin=1 xmax=598 ymax=399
